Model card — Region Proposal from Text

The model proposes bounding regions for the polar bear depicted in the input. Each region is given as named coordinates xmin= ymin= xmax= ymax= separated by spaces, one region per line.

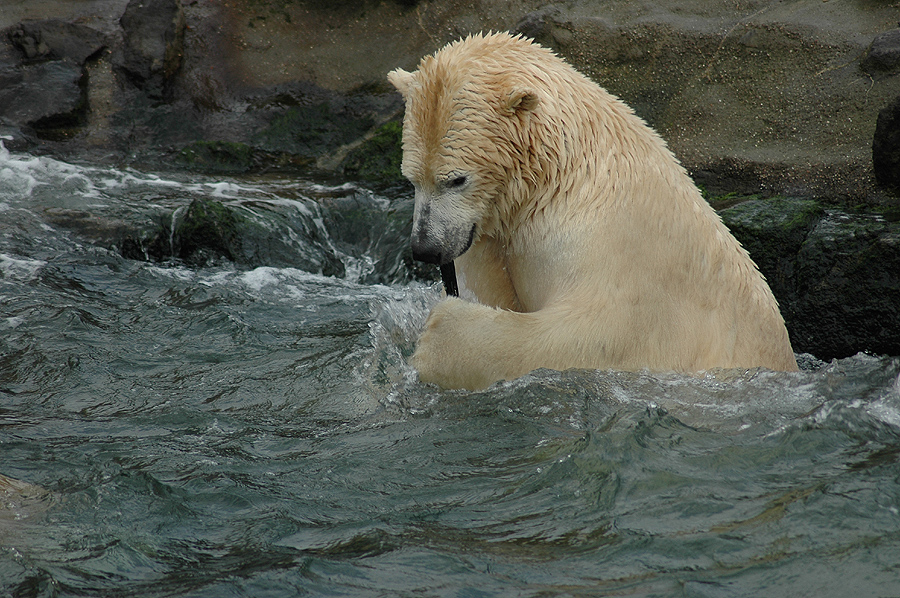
xmin=388 ymin=32 xmax=798 ymax=390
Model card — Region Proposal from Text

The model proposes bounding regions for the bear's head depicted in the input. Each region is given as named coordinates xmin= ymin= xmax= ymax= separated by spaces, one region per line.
xmin=388 ymin=33 xmax=546 ymax=265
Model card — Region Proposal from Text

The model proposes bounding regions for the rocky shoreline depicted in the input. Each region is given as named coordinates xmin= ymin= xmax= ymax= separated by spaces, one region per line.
xmin=2 ymin=0 xmax=899 ymax=362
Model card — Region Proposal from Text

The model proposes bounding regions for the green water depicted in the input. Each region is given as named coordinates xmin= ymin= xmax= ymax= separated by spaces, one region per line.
xmin=2 ymin=149 xmax=900 ymax=596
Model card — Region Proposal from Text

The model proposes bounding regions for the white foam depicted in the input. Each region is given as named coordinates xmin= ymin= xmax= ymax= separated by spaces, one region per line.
xmin=254 ymin=196 xmax=315 ymax=217
xmin=239 ymin=266 xmax=283 ymax=291
xmin=3 ymin=316 xmax=25 ymax=329
xmin=205 ymin=181 xmax=251 ymax=198
xmin=0 ymin=254 xmax=46 ymax=281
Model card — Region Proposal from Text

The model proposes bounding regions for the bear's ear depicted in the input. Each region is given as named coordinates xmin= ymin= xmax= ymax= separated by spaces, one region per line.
xmin=503 ymin=89 xmax=539 ymax=115
xmin=388 ymin=68 xmax=416 ymax=98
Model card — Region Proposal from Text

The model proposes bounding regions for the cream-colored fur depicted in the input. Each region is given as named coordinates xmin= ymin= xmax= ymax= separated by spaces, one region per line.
xmin=389 ymin=32 xmax=798 ymax=391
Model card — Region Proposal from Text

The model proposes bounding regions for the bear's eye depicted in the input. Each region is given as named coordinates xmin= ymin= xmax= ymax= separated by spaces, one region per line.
xmin=446 ymin=175 xmax=468 ymax=190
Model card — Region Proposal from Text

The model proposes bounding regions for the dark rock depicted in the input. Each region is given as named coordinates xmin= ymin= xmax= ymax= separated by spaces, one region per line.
xmin=118 ymin=0 xmax=185 ymax=98
xmin=148 ymin=198 xmax=347 ymax=276
xmin=42 ymin=208 xmax=137 ymax=249
xmin=340 ymin=121 xmax=405 ymax=187
xmin=873 ymin=95 xmax=900 ymax=194
xmin=172 ymin=198 xmax=242 ymax=265
xmin=320 ymin=192 xmax=428 ymax=285
xmin=720 ymin=197 xmax=824 ymax=305
xmin=0 ymin=19 xmax=105 ymax=137
xmin=0 ymin=58 xmax=86 ymax=134
xmin=252 ymin=90 xmax=376 ymax=159
xmin=0 ymin=119 xmax=31 ymax=151
xmin=514 ymin=5 xmax=565 ymax=47
xmin=722 ymin=199 xmax=900 ymax=360
xmin=791 ymin=211 xmax=900 ymax=359
xmin=7 ymin=19 xmax=106 ymax=64
xmin=175 ymin=141 xmax=260 ymax=175
xmin=862 ymin=28 xmax=900 ymax=73
xmin=228 ymin=200 xmax=345 ymax=277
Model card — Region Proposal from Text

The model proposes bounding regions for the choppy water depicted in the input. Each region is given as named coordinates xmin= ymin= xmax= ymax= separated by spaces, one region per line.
xmin=2 ymin=144 xmax=900 ymax=597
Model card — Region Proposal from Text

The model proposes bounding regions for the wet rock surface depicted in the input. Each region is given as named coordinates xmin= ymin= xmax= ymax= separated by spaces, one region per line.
xmin=0 ymin=58 xmax=87 ymax=137
xmin=721 ymin=199 xmax=900 ymax=360
xmin=39 ymin=191 xmax=899 ymax=359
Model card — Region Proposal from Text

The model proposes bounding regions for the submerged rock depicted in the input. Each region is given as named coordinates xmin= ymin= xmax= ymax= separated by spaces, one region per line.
xmin=172 ymin=198 xmax=242 ymax=265
xmin=164 ymin=198 xmax=345 ymax=276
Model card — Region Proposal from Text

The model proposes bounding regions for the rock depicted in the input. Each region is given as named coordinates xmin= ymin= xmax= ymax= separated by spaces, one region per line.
xmin=340 ymin=121 xmax=405 ymax=187
xmin=0 ymin=19 xmax=106 ymax=139
xmin=175 ymin=141 xmax=260 ymax=175
xmin=249 ymin=82 xmax=384 ymax=162
xmin=2 ymin=0 xmax=897 ymax=201
xmin=171 ymin=198 xmax=242 ymax=265
xmin=161 ymin=198 xmax=344 ymax=275
xmin=791 ymin=211 xmax=900 ymax=360
xmin=7 ymin=19 xmax=106 ymax=64
xmin=873 ymin=95 xmax=900 ymax=195
xmin=514 ymin=5 xmax=567 ymax=48
xmin=862 ymin=27 xmax=900 ymax=74
xmin=0 ymin=58 xmax=86 ymax=135
xmin=118 ymin=0 xmax=185 ymax=98
xmin=319 ymin=191 xmax=432 ymax=285
xmin=720 ymin=197 xmax=824 ymax=306
xmin=721 ymin=199 xmax=900 ymax=360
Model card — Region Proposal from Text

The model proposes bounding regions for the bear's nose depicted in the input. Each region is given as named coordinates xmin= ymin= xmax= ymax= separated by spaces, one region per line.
xmin=411 ymin=238 xmax=443 ymax=264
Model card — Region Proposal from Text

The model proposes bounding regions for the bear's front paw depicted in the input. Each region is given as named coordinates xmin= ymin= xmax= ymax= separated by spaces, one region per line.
xmin=411 ymin=297 xmax=496 ymax=390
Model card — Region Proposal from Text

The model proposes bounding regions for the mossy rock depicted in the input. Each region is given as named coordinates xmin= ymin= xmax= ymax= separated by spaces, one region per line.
xmin=175 ymin=141 xmax=257 ymax=174
xmin=719 ymin=197 xmax=824 ymax=300
xmin=256 ymin=103 xmax=374 ymax=157
xmin=173 ymin=198 xmax=243 ymax=265
xmin=790 ymin=211 xmax=900 ymax=358
xmin=341 ymin=120 xmax=405 ymax=186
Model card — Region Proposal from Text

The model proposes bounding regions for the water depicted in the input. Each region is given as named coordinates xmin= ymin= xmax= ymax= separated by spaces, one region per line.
xmin=2 ymin=144 xmax=900 ymax=597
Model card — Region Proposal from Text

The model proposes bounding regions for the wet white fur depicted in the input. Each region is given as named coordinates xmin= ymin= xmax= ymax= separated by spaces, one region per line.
xmin=389 ymin=32 xmax=797 ymax=390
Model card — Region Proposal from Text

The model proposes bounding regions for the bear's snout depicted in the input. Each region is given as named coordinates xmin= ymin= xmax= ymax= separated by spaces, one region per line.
xmin=411 ymin=221 xmax=476 ymax=265
xmin=411 ymin=240 xmax=443 ymax=264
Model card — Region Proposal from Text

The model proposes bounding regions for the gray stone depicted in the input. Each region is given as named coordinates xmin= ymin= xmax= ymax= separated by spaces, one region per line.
xmin=118 ymin=0 xmax=185 ymax=97
xmin=863 ymin=28 xmax=900 ymax=73
xmin=0 ymin=59 xmax=86 ymax=131
xmin=722 ymin=199 xmax=900 ymax=359
xmin=7 ymin=19 xmax=106 ymax=64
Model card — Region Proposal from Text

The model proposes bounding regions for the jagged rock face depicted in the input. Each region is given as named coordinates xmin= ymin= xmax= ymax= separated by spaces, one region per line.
xmin=118 ymin=0 xmax=186 ymax=98
xmin=722 ymin=199 xmax=900 ymax=359
xmin=874 ymin=95 xmax=900 ymax=195
xmin=0 ymin=19 xmax=107 ymax=138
